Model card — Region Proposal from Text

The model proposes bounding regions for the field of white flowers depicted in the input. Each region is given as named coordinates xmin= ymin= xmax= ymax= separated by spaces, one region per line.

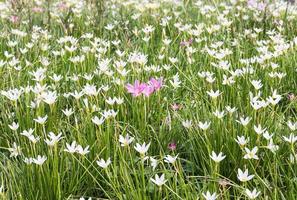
xmin=0 ymin=0 xmax=297 ymax=199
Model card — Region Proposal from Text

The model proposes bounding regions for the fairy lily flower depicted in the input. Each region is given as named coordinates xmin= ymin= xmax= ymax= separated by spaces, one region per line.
xmin=96 ymin=158 xmax=111 ymax=169
xmin=126 ymin=80 xmax=146 ymax=97
xmin=150 ymin=174 xmax=167 ymax=187
xmin=8 ymin=142 xmax=21 ymax=157
xmin=251 ymin=80 xmax=263 ymax=90
xmin=149 ymin=77 xmax=163 ymax=90
xmin=283 ymin=134 xmax=297 ymax=144
xmin=92 ymin=116 xmax=105 ymax=126
xmin=44 ymin=132 xmax=63 ymax=146
xmin=244 ymin=147 xmax=259 ymax=160
xmin=76 ymin=145 xmax=90 ymax=155
xmin=213 ymin=110 xmax=225 ymax=119
xmin=24 ymin=157 xmax=34 ymax=164
xmin=198 ymin=121 xmax=211 ymax=130
xmin=235 ymin=135 xmax=249 ymax=147
xmin=1 ymin=88 xmax=23 ymax=101
xmin=168 ymin=142 xmax=177 ymax=151
xmin=142 ymin=84 xmax=155 ymax=97
xmin=33 ymin=155 xmax=47 ymax=165
xmin=202 ymin=191 xmax=217 ymax=200
xmin=171 ymin=103 xmax=181 ymax=111
xmin=62 ymin=108 xmax=74 ymax=117
xmin=134 ymin=142 xmax=150 ymax=156
xmin=42 ymin=91 xmax=58 ymax=105
xmin=254 ymin=124 xmax=266 ymax=135
xmin=8 ymin=122 xmax=19 ymax=131
xmin=119 ymin=134 xmax=134 ymax=147
xmin=245 ymin=188 xmax=261 ymax=199
xmin=206 ymin=89 xmax=221 ymax=99
xmin=150 ymin=157 xmax=158 ymax=170
xmin=34 ymin=115 xmax=48 ymax=125
xmin=236 ymin=116 xmax=251 ymax=126
xmin=182 ymin=120 xmax=192 ymax=128
xmin=164 ymin=154 xmax=178 ymax=164
xmin=169 ymin=73 xmax=181 ymax=88
xmin=237 ymin=168 xmax=254 ymax=182
xmin=210 ymin=151 xmax=226 ymax=163
xmin=64 ymin=141 xmax=78 ymax=153
xmin=287 ymin=121 xmax=297 ymax=131
xmin=225 ymin=106 xmax=237 ymax=113
xmin=263 ymin=131 xmax=273 ymax=140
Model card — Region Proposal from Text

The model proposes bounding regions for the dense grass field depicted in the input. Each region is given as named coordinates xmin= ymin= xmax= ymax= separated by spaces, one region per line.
xmin=0 ymin=0 xmax=297 ymax=199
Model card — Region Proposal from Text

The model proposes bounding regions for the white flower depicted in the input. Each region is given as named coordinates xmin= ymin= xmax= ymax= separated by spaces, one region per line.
xmin=92 ymin=116 xmax=105 ymax=126
xmin=20 ymin=128 xmax=40 ymax=143
xmin=169 ymin=73 xmax=181 ymax=88
xmin=210 ymin=151 xmax=226 ymax=163
xmin=254 ymin=124 xmax=266 ymax=135
xmin=1 ymin=88 xmax=23 ymax=101
xmin=64 ymin=141 xmax=78 ymax=153
xmin=96 ymin=158 xmax=111 ymax=169
xmin=236 ymin=116 xmax=251 ymax=126
xmin=34 ymin=115 xmax=48 ymax=125
xmin=8 ymin=122 xmax=19 ymax=131
xmin=206 ymin=89 xmax=221 ymax=99
xmin=182 ymin=120 xmax=192 ymax=128
xmin=24 ymin=157 xmax=34 ymax=164
xmin=119 ymin=134 xmax=134 ymax=147
xmin=244 ymin=147 xmax=259 ymax=160
xmin=42 ymin=91 xmax=58 ymax=105
xmin=33 ymin=155 xmax=47 ymax=165
xmin=213 ymin=110 xmax=225 ymax=119
xmin=267 ymin=90 xmax=281 ymax=106
xmin=263 ymin=131 xmax=273 ymax=140
xmin=164 ymin=154 xmax=178 ymax=164
xmin=20 ymin=128 xmax=34 ymax=137
xmin=202 ymin=191 xmax=217 ymax=200
xmin=76 ymin=145 xmax=90 ymax=155
xmin=198 ymin=121 xmax=211 ymax=130
xmin=44 ymin=132 xmax=63 ymax=146
xmin=235 ymin=135 xmax=249 ymax=146
xmin=287 ymin=121 xmax=297 ymax=131
xmin=150 ymin=174 xmax=167 ymax=186
xmin=150 ymin=157 xmax=158 ymax=170
xmin=251 ymin=80 xmax=263 ymax=90
xmin=8 ymin=142 xmax=21 ymax=157
xmin=245 ymin=188 xmax=261 ymax=199
xmin=134 ymin=142 xmax=150 ymax=155
xmin=79 ymin=197 xmax=92 ymax=200
xmin=266 ymin=139 xmax=279 ymax=153
xmin=237 ymin=168 xmax=254 ymax=182
xmin=83 ymin=84 xmax=100 ymax=96
xmin=225 ymin=106 xmax=237 ymax=113
xmin=283 ymin=133 xmax=297 ymax=144
xmin=62 ymin=108 xmax=74 ymax=117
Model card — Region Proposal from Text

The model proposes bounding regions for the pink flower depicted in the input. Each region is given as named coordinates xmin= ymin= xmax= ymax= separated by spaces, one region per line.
xmin=247 ymin=0 xmax=257 ymax=7
xmin=126 ymin=80 xmax=147 ymax=97
xmin=32 ymin=7 xmax=44 ymax=13
xmin=180 ymin=38 xmax=193 ymax=47
xmin=288 ymin=93 xmax=296 ymax=102
xmin=171 ymin=103 xmax=181 ymax=111
xmin=149 ymin=77 xmax=163 ymax=91
xmin=168 ymin=142 xmax=176 ymax=151
xmin=142 ymin=84 xmax=155 ymax=97
xmin=257 ymin=2 xmax=266 ymax=11
xmin=57 ymin=2 xmax=68 ymax=11
xmin=10 ymin=15 xmax=19 ymax=23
